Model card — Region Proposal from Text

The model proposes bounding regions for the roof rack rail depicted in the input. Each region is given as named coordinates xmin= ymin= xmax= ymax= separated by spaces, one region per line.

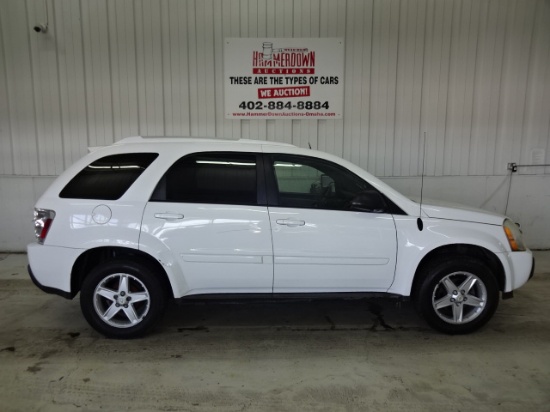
xmin=114 ymin=136 xmax=296 ymax=147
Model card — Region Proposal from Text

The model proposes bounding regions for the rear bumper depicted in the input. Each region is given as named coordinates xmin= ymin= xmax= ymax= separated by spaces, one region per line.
xmin=27 ymin=243 xmax=82 ymax=299
xmin=28 ymin=264 xmax=73 ymax=299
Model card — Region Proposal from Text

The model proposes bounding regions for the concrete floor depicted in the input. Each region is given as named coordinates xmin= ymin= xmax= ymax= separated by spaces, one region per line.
xmin=0 ymin=253 xmax=549 ymax=412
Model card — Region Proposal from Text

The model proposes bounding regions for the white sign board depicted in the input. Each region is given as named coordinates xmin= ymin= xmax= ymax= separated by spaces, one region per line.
xmin=224 ymin=38 xmax=344 ymax=119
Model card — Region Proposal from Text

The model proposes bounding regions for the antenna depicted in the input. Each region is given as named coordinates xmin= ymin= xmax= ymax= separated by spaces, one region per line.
xmin=417 ymin=131 xmax=427 ymax=231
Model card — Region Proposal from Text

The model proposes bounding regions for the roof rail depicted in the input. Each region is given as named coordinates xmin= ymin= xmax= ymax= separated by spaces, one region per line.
xmin=114 ymin=136 xmax=296 ymax=147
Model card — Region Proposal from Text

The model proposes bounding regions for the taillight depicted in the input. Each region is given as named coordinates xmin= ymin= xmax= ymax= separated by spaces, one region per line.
xmin=34 ymin=208 xmax=56 ymax=244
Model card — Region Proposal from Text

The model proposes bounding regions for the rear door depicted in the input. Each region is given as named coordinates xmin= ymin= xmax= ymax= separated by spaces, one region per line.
xmin=141 ymin=152 xmax=274 ymax=296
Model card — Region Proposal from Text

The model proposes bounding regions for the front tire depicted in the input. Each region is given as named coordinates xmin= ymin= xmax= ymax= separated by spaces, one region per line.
xmin=80 ymin=260 xmax=167 ymax=339
xmin=415 ymin=258 xmax=499 ymax=334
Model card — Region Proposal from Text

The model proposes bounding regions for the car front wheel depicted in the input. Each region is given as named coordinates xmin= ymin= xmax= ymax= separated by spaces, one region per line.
xmin=416 ymin=258 xmax=499 ymax=334
xmin=80 ymin=260 xmax=167 ymax=339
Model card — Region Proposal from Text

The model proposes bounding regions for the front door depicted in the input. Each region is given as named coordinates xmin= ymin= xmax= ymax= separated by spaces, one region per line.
xmin=266 ymin=154 xmax=397 ymax=293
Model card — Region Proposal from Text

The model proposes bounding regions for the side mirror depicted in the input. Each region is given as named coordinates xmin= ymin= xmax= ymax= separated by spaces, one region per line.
xmin=350 ymin=191 xmax=387 ymax=213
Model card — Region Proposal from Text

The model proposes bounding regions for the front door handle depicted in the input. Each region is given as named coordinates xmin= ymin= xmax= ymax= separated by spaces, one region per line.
xmin=276 ymin=219 xmax=306 ymax=227
xmin=154 ymin=213 xmax=184 ymax=220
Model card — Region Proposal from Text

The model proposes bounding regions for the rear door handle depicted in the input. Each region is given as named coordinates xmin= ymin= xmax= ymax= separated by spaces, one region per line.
xmin=154 ymin=213 xmax=184 ymax=220
xmin=276 ymin=219 xmax=306 ymax=227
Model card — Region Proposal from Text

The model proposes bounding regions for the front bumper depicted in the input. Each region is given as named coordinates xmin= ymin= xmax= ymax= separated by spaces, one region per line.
xmin=504 ymin=250 xmax=535 ymax=292
xmin=529 ymin=256 xmax=535 ymax=280
xmin=502 ymin=255 xmax=535 ymax=300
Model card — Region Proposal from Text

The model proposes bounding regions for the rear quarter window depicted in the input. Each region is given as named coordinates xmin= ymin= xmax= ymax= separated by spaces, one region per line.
xmin=59 ymin=153 xmax=159 ymax=200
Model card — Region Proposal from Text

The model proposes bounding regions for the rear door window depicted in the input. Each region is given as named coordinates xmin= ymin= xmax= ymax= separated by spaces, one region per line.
xmin=59 ymin=153 xmax=158 ymax=200
xmin=150 ymin=152 xmax=261 ymax=205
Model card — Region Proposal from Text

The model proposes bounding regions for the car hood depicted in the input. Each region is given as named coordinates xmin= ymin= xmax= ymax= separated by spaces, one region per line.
xmin=411 ymin=198 xmax=505 ymax=226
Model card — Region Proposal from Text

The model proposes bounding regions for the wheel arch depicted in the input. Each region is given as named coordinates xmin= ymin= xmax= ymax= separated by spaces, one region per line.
xmin=410 ymin=244 xmax=505 ymax=301
xmin=70 ymin=246 xmax=173 ymax=298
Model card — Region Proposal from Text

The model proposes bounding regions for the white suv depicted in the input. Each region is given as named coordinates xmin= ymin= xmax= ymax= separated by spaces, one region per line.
xmin=28 ymin=137 xmax=534 ymax=338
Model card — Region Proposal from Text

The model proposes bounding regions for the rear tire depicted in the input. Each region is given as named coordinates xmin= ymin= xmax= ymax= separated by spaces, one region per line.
xmin=415 ymin=258 xmax=499 ymax=334
xmin=80 ymin=259 xmax=167 ymax=339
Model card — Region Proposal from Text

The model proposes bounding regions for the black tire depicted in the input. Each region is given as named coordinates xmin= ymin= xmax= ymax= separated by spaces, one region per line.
xmin=415 ymin=257 xmax=499 ymax=334
xmin=80 ymin=259 xmax=167 ymax=339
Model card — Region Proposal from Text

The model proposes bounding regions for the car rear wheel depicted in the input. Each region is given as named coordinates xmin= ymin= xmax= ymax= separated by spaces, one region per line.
xmin=415 ymin=258 xmax=499 ymax=334
xmin=80 ymin=260 xmax=167 ymax=339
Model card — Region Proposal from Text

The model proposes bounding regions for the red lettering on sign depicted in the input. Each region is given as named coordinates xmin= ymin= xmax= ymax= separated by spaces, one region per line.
xmin=253 ymin=68 xmax=315 ymax=75
xmin=257 ymin=86 xmax=310 ymax=99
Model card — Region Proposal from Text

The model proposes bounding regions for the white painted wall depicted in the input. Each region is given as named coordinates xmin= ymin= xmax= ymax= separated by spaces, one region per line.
xmin=0 ymin=0 xmax=549 ymax=250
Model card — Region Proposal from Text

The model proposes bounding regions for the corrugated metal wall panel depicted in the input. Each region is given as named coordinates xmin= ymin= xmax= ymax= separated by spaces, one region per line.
xmin=81 ymin=0 xmax=114 ymax=147
xmin=469 ymin=0 xmax=505 ymax=176
xmin=55 ymin=0 xmax=88 ymax=166
xmin=520 ymin=0 xmax=550 ymax=175
xmin=109 ymin=0 xmax=140 ymax=141
xmin=28 ymin=0 xmax=64 ymax=175
xmin=0 ymin=0 xmax=14 ymax=175
xmin=394 ymin=0 xmax=425 ymax=178
xmin=0 ymin=0 xmax=548 ymax=177
xmin=135 ymin=0 xmax=164 ymax=136
xmin=317 ymin=0 xmax=346 ymax=157
xmin=494 ymin=0 xmax=537 ymax=175
xmin=2 ymin=0 xmax=39 ymax=176
xmin=443 ymin=0 xmax=475 ymax=177
xmin=342 ymin=0 xmax=369 ymax=167
xmin=422 ymin=0 xmax=452 ymax=177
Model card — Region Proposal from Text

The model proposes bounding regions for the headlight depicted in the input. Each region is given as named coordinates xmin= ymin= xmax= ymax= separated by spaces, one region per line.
xmin=503 ymin=219 xmax=526 ymax=251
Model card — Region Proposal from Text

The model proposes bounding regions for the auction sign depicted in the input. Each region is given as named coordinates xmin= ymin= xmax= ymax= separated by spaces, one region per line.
xmin=224 ymin=38 xmax=344 ymax=119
